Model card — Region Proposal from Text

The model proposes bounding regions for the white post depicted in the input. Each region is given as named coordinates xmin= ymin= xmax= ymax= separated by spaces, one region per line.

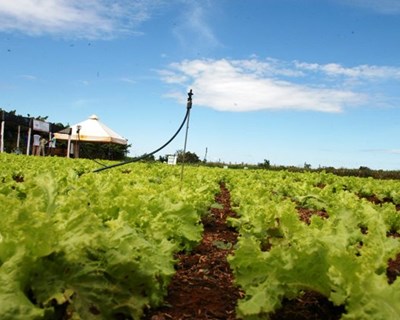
xmin=67 ymin=128 xmax=72 ymax=158
xmin=0 ymin=120 xmax=4 ymax=153
xmin=16 ymin=125 xmax=21 ymax=150
xmin=26 ymin=127 xmax=32 ymax=155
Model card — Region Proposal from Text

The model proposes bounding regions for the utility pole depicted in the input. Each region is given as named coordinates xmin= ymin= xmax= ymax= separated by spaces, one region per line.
xmin=203 ymin=147 xmax=208 ymax=162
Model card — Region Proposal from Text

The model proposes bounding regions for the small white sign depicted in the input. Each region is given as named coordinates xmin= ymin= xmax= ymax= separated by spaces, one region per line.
xmin=167 ymin=155 xmax=177 ymax=165
xmin=33 ymin=119 xmax=50 ymax=132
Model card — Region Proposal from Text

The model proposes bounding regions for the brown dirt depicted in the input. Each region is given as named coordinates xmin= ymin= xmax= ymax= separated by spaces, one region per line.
xmin=270 ymin=291 xmax=345 ymax=320
xmin=387 ymin=253 xmax=400 ymax=284
xmin=387 ymin=228 xmax=400 ymax=284
xmin=297 ymin=207 xmax=329 ymax=225
xmin=143 ymin=183 xmax=242 ymax=320
xmin=360 ymin=194 xmax=400 ymax=211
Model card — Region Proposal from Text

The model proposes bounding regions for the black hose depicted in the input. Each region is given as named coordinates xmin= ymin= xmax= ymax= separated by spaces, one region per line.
xmin=93 ymin=106 xmax=191 ymax=173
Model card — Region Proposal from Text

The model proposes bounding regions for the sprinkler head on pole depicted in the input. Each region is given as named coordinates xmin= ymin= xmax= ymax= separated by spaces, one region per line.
xmin=187 ymin=89 xmax=193 ymax=109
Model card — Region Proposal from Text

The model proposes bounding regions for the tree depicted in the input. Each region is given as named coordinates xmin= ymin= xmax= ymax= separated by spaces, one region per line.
xmin=78 ymin=142 xmax=130 ymax=160
xmin=258 ymin=159 xmax=270 ymax=169
xmin=176 ymin=150 xmax=201 ymax=164
xmin=142 ymin=154 xmax=155 ymax=162
xmin=158 ymin=155 xmax=168 ymax=163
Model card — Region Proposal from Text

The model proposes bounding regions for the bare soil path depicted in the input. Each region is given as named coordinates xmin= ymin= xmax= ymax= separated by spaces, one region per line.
xmin=143 ymin=183 xmax=242 ymax=320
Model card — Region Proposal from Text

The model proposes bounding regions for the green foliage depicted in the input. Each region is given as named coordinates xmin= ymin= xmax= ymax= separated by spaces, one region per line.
xmin=78 ymin=142 xmax=130 ymax=160
xmin=0 ymin=154 xmax=219 ymax=319
xmin=176 ymin=150 xmax=201 ymax=163
xmin=257 ymin=159 xmax=270 ymax=169
xmin=1 ymin=154 xmax=400 ymax=319
xmin=225 ymin=169 xmax=400 ymax=319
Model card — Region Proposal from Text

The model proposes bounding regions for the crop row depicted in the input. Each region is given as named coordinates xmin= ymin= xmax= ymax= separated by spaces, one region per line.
xmin=0 ymin=154 xmax=219 ymax=319
xmin=224 ymin=170 xmax=400 ymax=319
xmin=1 ymin=154 xmax=400 ymax=319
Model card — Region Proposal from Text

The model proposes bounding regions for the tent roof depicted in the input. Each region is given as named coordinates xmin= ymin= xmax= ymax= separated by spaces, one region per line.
xmin=54 ymin=115 xmax=128 ymax=145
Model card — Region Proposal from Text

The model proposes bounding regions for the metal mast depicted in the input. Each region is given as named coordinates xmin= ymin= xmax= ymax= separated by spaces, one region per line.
xmin=180 ymin=89 xmax=193 ymax=186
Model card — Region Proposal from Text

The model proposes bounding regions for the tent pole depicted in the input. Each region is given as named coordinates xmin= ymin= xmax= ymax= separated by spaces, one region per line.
xmin=67 ymin=128 xmax=72 ymax=158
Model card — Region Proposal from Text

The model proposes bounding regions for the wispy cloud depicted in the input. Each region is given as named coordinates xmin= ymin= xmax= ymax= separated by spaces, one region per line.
xmin=390 ymin=149 xmax=400 ymax=154
xmin=18 ymin=74 xmax=37 ymax=81
xmin=119 ymin=77 xmax=136 ymax=85
xmin=362 ymin=148 xmax=400 ymax=154
xmin=72 ymin=98 xmax=96 ymax=108
xmin=79 ymin=80 xmax=90 ymax=86
xmin=172 ymin=0 xmax=220 ymax=52
xmin=295 ymin=62 xmax=400 ymax=79
xmin=335 ymin=0 xmax=400 ymax=14
xmin=0 ymin=0 xmax=163 ymax=39
xmin=160 ymin=58 xmax=370 ymax=113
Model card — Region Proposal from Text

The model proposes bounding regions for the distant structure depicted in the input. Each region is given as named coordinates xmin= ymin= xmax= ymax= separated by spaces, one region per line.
xmin=54 ymin=114 xmax=128 ymax=158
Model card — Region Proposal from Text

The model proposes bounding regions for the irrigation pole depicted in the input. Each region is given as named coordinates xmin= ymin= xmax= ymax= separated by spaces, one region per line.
xmin=180 ymin=89 xmax=193 ymax=187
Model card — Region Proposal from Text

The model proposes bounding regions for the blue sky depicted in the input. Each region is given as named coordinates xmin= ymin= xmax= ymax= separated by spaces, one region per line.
xmin=1 ymin=0 xmax=400 ymax=169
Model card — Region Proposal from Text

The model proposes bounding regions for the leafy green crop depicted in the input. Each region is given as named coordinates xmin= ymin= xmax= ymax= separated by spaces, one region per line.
xmin=225 ymin=169 xmax=400 ymax=320
xmin=0 ymin=154 xmax=218 ymax=319
xmin=2 ymin=154 xmax=400 ymax=320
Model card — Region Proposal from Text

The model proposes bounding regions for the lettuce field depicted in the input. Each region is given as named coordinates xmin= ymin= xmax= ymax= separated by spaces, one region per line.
xmin=1 ymin=153 xmax=400 ymax=320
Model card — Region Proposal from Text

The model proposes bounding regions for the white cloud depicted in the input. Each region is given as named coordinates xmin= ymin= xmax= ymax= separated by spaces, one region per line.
xmin=296 ymin=62 xmax=400 ymax=79
xmin=18 ymin=74 xmax=37 ymax=80
xmin=158 ymin=70 xmax=188 ymax=84
xmin=172 ymin=0 xmax=220 ymax=51
xmin=362 ymin=148 xmax=400 ymax=155
xmin=0 ymin=0 xmax=162 ymax=39
xmin=119 ymin=77 xmax=136 ymax=85
xmin=160 ymin=58 xmax=366 ymax=113
xmin=335 ymin=0 xmax=400 ymax=14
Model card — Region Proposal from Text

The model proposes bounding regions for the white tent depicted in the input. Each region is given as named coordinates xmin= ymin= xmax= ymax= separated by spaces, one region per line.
xmin=54 ymin=114 xmax=128 ymax=145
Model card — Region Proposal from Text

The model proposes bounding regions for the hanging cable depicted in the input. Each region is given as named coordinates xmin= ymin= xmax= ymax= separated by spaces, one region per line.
xmin=93 ymin=90 xmax=193 ymax=173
